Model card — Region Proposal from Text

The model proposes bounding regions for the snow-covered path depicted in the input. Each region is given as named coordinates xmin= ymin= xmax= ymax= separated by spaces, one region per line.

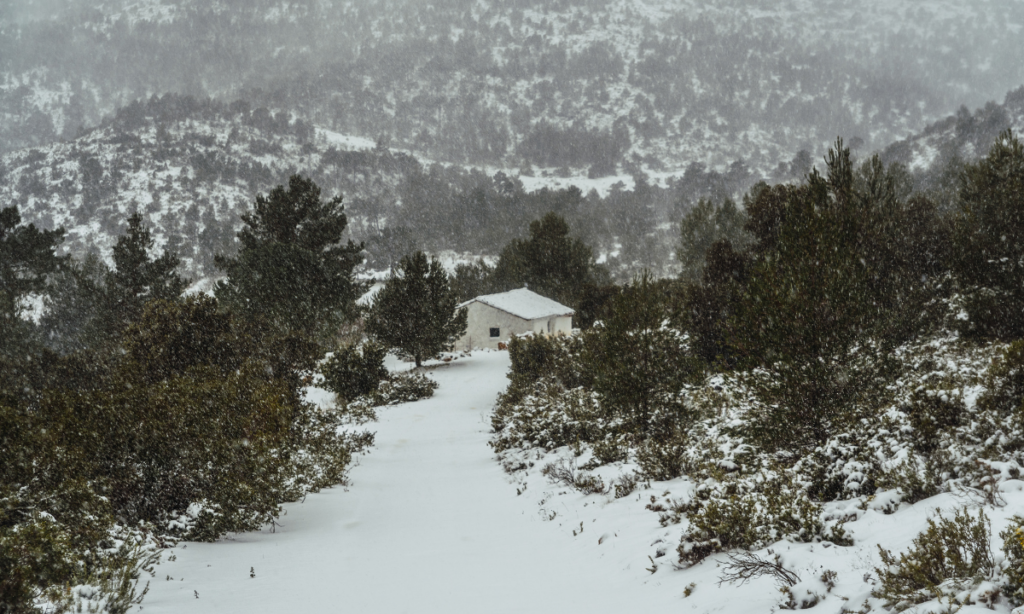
xmin=143 ymin=351 xmax=679 ymax=613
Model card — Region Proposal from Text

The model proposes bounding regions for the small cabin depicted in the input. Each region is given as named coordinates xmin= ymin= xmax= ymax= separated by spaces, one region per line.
xmin=456 ymin=288 xmax=574 ymax=351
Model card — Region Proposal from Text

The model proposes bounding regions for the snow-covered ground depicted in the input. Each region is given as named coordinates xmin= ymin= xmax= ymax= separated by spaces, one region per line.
xmin=142 ymin=351 xmax=672 ymax=612
xmin=142 ymin=350 xmax=1024 ymax=613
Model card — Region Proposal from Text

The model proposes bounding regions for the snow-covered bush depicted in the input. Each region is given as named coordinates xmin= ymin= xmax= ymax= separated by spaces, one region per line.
xmin=320 ymin=341 xmax=389 ymax=402
xmin=541 ymin=458 xmax=607 ymax=495
xmin=2 ymin=294 xmax=379 ymax=608
xmin=491 ymin=378 xmax=610 ymax=453
xmin=1001 ymin=515 xmax=1024 ymax=607
xmin=978 ymin=339 xmax=1024 ymax=421
xmin=0 ymin=482 xmax=160 ymax=614
xmin=492 ymin=299 xmax=698 ymax=460
xmin=677 ymin=471 xmax=849 ymax=566
xmin=371 ymin=372 xmax=439 ymax=405
xmin=873 ymin=507 xmax=997 ymax=611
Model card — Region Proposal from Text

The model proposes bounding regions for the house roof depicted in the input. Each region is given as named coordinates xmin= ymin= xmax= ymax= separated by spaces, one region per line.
xmin=459 ymin=288 xmax=574 ymax=320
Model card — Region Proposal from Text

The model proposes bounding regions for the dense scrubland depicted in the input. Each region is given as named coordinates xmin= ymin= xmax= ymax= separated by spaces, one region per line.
xmin=0 ymin=176 xmax=447 ymax=612
xmin=3 ymin=1 xmax=1024 ymax=610
xmin=4 ymin=124 xmax=1023 ymax=611
xmin=489 ymin=132 xmax=1024 ymax=611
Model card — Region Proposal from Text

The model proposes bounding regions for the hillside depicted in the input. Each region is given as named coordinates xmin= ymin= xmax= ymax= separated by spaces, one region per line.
xmin=880 ymin=86 xmax=1024 ymax=198
xmin=3 ymin=0 xmax=1024 ymax=177
xmin=0 ymin=95 xmax=422 ymax=275
xmin=1 ymin=93 xmax=764 ymax=280
xmin=6 ymin=83 xmax=1024 ymax=282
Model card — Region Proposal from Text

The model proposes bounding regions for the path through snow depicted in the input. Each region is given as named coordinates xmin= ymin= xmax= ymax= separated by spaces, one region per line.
xmin=143 ymin=351 xmax=684 ymax=613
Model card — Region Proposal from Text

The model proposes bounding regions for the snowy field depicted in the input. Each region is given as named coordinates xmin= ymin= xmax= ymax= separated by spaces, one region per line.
xmin=142 ymin=350 xmax=1024 ymax=613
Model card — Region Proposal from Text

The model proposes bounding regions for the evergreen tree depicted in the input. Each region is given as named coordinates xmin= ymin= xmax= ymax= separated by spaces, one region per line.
xmin=103 ymin=212 xmax=187 ymax=333
xmin=585 ymin=271 xmax=696 ymax=434
xmin=737 ymin=141 xmax=893 ymax=449
xmin=680 ymin=239 xmax=749 ymax=366
xmin=366 ymin=252 xmax=467 ymax=367
xmin=40 ymin=253 xmax=108 ymax=354
xmin=0 ymin=206 xmax=65 ymax=357
xmin=451 ymin=259 xmax=497 ymax=302
xmin=952 ymin=130 xmax=1024 ymax=340
xmin=676 ymin=197 xmax=751 ymax=282
xmin=216 ymin=175 xmax=365 ymax=338
xmin=491 ymin=212 xmax=599 ymax=308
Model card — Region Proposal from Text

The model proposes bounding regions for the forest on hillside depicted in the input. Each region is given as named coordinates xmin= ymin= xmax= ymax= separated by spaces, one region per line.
xmin=3 ymin=0 xmax=1024 ymax=174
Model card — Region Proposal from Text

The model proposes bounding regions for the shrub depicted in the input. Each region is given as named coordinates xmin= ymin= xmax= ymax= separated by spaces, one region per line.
xmin=677 ymin=472 xmax=845 ymax=566
xmin=901 ymin=388 xmax=965 ymax=454
xmin=875 ymin=455 xmax=942 ymax=507
xmin=635 ymin=431 xmax=688 ymax=481
xmin=0 ymin=450 xmax=158 ymax=614
xmin=873 ymin=507 xmax=995 ymax=611
xmin=978 ymin=340 xmax=1024 ymax=421
xmin=371 ymin=372 xmax=438 ymax=405
xmin=613 ymin=471 xmax=643 ymax=498
xmin=491 ymin=378 xmax=608 ymax=453
xmin=503 ymin=332 xmax=589 ymax=406
xmin=37 ymin=362 xmax=295 ymax=538
xmin=124 ymin=296 xmax=235 ymax=384
xmin=541 ymin=458 xmax=606 ymax=495
xmin=320 ymin=341 xmax=389 ymax=402
xmin=1001 ymin=515 xmax=1024 ymax=606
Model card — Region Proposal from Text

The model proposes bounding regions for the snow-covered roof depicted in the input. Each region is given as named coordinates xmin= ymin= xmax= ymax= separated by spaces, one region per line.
xmin=459 ymin=288 xmax=574 ymax=320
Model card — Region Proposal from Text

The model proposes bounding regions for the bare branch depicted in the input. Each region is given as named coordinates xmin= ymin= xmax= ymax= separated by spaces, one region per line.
xmin=717 ymin=551 xmax=801 ymax=588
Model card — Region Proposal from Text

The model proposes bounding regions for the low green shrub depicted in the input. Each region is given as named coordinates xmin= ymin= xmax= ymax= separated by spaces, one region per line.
xmin=1002 ymin=515 xmax=1024 ymax=606
xmin=491 ymin=379 xmax=609 ymax=453
xmin=320 ymin=341 xmax=389 ymax=402
xmin=901 ymin=388 xmax=965 ymax=454
xmin=503 ymin=332 xmax=589 ymax=406
xmin=0 ymin=482 xmax=159 ymax=614
xmin=372 ymin=372 xmax=438 ymax=405
xmin=875 ymin=455 xmax=943 ymax=507
xmin=677 ymin=472 xmax=846 ymax=566
xmin=873 ymin=507 xmax=995 ymax=611
xmin=978 ymin=340 xmax=1024 ymax=420
xmin=1 ymin=296 xmax=373 ymax=608
xmin=493 ymin=324 xmax=698 ymax=462
xmin=635 ymin=431 xmax=688 ymax=481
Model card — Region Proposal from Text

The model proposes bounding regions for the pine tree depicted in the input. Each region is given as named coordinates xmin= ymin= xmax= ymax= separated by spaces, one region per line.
xmin=737 ymin=141 xmax=893 ymax=449
xmin=366 ymin=252 xmax=467 ymax=367
xmin=491 ymin=212 xmax=598 ymax=308
xmin=677 ymin=197 xmax=751 ymax=282
xmin=103 ymin=212 xmax=187 ymax=333
xmin=952 ymin=130 xmax=1024 ymax=340
xmin=585 ymin=271 xmax=696 ymax=434
xmin=0 ymin=206 xmax=65 ymax=356
xmin=40 ymin=253 xmax=108 ymax=354
xmin=216 ymin=175 xmax=365 ymax=338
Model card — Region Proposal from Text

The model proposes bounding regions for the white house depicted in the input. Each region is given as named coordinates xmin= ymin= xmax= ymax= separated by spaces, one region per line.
xmin=456 ymin=288 xmax=574 ymax=351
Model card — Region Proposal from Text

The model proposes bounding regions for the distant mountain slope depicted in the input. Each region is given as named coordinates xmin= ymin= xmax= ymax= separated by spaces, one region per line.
xmin=3 ymin=0 xmax=1023 ymax=176
xmin=6 ymin=83 xmax=1024 ymax=283
xmin=1 ymin=93 xmax=763 ymax=280
xmin=879 ymin=86 xmax=1024 ymax=192
xmin=0 ymin=96 xmax=423 ymax=275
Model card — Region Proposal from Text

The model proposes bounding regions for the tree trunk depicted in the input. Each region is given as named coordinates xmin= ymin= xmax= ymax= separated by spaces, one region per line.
xmin=415 ymin=353 xmax=422 ymax=368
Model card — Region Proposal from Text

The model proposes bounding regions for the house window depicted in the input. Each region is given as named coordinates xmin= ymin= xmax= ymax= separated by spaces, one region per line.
xmin=489 ymin=327 xmax=500 ymax=338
